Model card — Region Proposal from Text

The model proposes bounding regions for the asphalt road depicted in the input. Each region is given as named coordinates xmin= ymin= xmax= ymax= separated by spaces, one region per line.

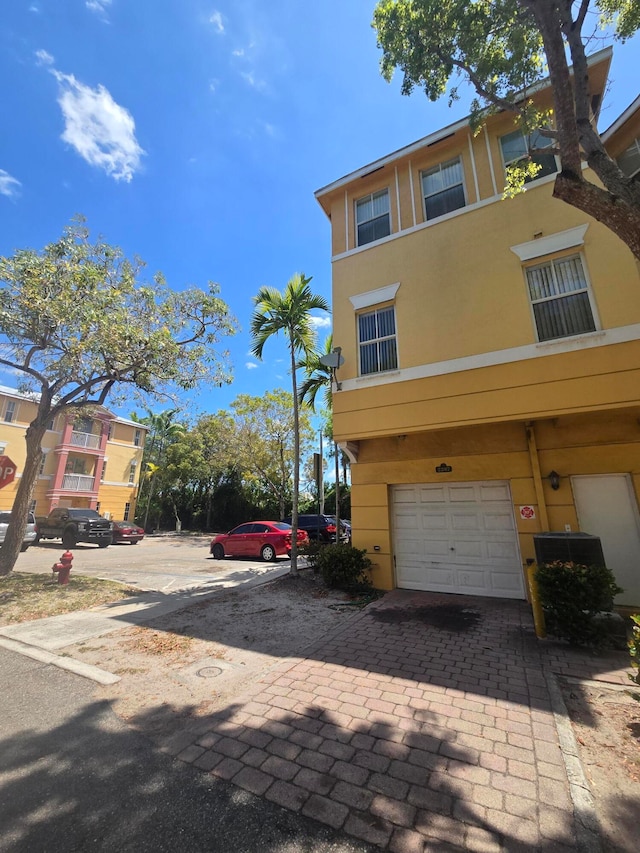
xmin=0 ymin=648 xmax=375 ymax=853
xmin=13 ymin=534 xmax=291 ymax=592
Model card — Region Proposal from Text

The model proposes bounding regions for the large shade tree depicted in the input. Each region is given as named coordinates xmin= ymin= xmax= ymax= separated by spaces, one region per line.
xmin=250 ymin=273 xmax=329 ymax=573
xmin=373 ymin=0 xmax=640 ymax=260
xmin=0 ymin=221 xmax=237 ymax=575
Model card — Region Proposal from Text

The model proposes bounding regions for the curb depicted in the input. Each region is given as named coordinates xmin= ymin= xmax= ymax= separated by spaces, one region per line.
xmin=544 ymin=669 xmax=603 ymax=853
xmin=0 ymin=564 xmax=291 ymax=684
xmin=0 ymin=635 xmax=121 ymax=685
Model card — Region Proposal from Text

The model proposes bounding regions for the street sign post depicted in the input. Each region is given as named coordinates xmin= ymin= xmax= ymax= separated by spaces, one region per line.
xmin=0 ymin=455 xmax=17 ymax=490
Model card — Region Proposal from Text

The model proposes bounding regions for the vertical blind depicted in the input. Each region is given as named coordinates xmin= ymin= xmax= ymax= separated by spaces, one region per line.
xmin=356 ymin=189 xmax=391 ymax=246
xmin=526 ymin=255 xmax=596 ymax=341
xmin=359 ymin=306 xmax=397 ymax=374
xmin=422 ymin=158 xmax=466 ymax=220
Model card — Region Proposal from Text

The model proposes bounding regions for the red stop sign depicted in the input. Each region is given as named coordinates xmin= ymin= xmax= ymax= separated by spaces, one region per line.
xmin=0 ymin=455 xmax=17 ymax=490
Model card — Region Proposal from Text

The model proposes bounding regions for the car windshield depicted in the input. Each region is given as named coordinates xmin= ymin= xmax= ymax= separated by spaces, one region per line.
xmin=67 ymin=509 xmax=103 ymax=519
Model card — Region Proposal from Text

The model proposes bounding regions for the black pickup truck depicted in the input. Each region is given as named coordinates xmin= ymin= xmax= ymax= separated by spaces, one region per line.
xmin=35 ymin=508 xmax=112 ymax=549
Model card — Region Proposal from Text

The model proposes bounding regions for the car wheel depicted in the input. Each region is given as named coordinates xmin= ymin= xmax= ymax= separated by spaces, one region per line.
xmin=212 ymin=543 xmax=225 ymax=560
xmin=261 ymin=544 xmax=277 ymax=562
xmin=62 ymin=529 xmax=76 ymax=549
xmin=98 ymin=541 xmax=110 ymax=548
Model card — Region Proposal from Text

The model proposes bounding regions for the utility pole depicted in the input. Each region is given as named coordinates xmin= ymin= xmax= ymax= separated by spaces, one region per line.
xmin=319 ymin=430 xmax=324 ymax=514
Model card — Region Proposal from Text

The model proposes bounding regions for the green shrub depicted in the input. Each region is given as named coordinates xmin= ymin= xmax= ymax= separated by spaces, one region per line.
xmin=307 ymin=543 xmax=372 ymax=592
xmin=535 ymin=560 xmax=623 ymax=648
xmin=629 ymin=614 xmax=640 ymax=697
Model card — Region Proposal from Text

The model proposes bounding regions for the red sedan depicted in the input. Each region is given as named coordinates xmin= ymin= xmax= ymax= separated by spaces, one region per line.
xmin=210 ymin=521 xmax=309 ymax=562
xmin=111 ymin=520 xmax=145 ymax=544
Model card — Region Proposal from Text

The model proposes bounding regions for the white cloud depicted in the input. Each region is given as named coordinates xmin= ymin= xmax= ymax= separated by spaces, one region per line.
xmin=86 ymin=0 xmax=112 ymax=18
xmin=310 ymin=315 xmax=331 ymax=329
xmin=246 ymin=362 xmax=259 ymax=370
xmin=209 ymin=10 xmax=224 ymax=33
xmin=232 ymin=48 xmax=245 ymax=57
xmin=240 ymin=71 xmax=267 ymax=92
xmin=0 ymin=170 xmax=22 ymax=199
xmin=209 ymin=78 xmax=219 ymax=93
xmin=35 ymin=49 xmax=54 ymax=66
xmin=52 ymin=71 xmax=144 ymax=182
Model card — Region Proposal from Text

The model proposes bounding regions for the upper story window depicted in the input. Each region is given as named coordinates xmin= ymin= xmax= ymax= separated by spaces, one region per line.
xmin=358 ymin=305 xmax=398 ymax=375
xmin=134 ymin=429 xmax=142 ymax=447
xmin=123 ymin=502 xmax=131 ymax=521
xmin=500 ymin=128 xmax=557 ymax=183
xmin=3 ymin=400 xmax=17 ymax=423
xmin=617 ymin=138 xmax=640 ymax=178
xmin=525 ymin=254 xmax=596 ymax=342
xmin=74 ymin=416 xmax=93 ymax=434
xmin=422 ymin=157 xmax=466 ymax=220
xmin=356 ymin=189 xmax=391 ymax=246
xmin=128 ymin=461 xmax=137 ymax=484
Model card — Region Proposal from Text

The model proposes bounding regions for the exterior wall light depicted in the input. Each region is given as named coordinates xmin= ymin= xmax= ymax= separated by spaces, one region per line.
xmin=548 ymin=470 xmax=560 ymax=490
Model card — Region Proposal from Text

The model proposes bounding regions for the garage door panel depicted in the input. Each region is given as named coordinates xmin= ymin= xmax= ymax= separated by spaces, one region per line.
xmin=479 ymin=483 xmax=512 ymax=502
xmin=393 ymin=481 xmax=524 ymax=599
xmin=451 ymin=513 xmax=481 ymax=531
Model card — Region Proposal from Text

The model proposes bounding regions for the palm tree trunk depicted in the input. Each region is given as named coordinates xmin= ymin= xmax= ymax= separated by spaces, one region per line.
xmin=289 ymin=334 xmax=299 ymax=575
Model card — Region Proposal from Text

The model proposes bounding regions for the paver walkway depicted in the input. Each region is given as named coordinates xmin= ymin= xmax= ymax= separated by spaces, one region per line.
xmin=167 ymin=591 xmax=622 ymax=852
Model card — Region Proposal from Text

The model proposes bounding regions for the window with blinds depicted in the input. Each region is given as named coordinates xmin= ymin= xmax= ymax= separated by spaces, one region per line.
xmin=356 ymin=189 xmax=391 ymax=246
xmin=358 ymin=306 xmax=398 ymax=375
xmin=422 ymin=157 xmax=466 ymax=220
xmin=525 ymin=255 xmax=596 ymax=342
xmin=500 ymin=128 xmax=558 ymax=183
xmin=617 ymin=138 xmax=640 ymax=178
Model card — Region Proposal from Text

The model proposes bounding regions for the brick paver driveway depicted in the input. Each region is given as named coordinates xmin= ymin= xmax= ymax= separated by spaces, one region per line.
xmin=172 ymin=591 xmax=580 ymax=852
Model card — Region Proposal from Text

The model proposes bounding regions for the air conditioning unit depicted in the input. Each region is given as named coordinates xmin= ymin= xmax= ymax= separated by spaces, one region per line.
xmin=533 ymin=532 xmax=605 ymax=566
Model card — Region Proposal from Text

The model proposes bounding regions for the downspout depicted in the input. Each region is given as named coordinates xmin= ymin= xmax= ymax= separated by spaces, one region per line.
xmin=525 ymin=422 xmax=549 ymax=531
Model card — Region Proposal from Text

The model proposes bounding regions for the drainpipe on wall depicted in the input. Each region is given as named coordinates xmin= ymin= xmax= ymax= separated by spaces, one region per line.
xmin=525 ymin=422 xmax=549 ymax=531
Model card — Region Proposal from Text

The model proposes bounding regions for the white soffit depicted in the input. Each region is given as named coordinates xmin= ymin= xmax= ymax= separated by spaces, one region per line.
xmin=349 ymin=282 xmax=400 ymax=311
xmin=510 ymin=225 xmax=589 ymax=261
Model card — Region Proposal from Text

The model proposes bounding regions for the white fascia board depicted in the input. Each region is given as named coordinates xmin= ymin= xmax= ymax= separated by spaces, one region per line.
xmin=349 ymin=283 xmax=400 ymax=311
xmin=315 ymin=47 xmax=612 ymax=204
xmin=510 ymin=225 xmax=589 ymax=261
xmin=602 ymin=93 xmax=640 ymax=141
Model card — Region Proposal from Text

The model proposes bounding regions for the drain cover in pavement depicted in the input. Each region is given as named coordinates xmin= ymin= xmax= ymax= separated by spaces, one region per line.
xmin=372 ymin=604 xmax=481 ymax=632
xmin=196 ymin=666 xmax=224 ymax=678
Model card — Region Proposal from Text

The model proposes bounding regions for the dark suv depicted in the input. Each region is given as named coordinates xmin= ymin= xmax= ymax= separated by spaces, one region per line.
xmin=283 ymin=514 xmax=347 ymax=544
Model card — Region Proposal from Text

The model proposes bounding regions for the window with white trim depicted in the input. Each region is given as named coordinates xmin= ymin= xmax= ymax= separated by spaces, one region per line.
xmin=358 ymin=305 xmax=398 ymax=375
xmin=617 ymin=138 xmax=640 ymax=178
xmin=500 ymin=128 xmax=557 ymax=183
xmin=134 ymin=429 xmax=142 ymax=447
xmin=356 ymin=189 xmax=391 ymax=246
xmin=123 ymin=502 xmax=131 ymax=521
xmin=39 ymin=452 xmax=48 ymax=475
xmin=422 ymin=157 xmax=466 ymax=220
xmin=525 ymin=254 xmax=596 ymax=342
xmin=4 ymin=400 xmax=17 ymax=423
xmin=101 ymin=460 xmax=107 ymax=482
xmin=128 ymin=461 xmax=137 ymax=484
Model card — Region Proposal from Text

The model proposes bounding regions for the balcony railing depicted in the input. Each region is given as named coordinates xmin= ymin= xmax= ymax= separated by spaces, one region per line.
xmin=70 ymin=431 xmax=101 ymax=449
xmin=62 ymin=474 xmax=96 ymax=492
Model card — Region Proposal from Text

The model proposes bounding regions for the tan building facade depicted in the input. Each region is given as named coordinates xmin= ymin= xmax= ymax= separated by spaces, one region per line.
xmin=316 ymin=48 xmax=640 ymax=606
xmin=0 ymin=385 xmax=147 ymax=521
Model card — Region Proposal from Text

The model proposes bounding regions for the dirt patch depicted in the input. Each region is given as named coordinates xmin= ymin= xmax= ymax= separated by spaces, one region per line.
xmin=0 ymin=572 xmax=138 ymax=625
xmin=562 ymin=678 xmax=640 ymax=852
xmin=63 ymin=570 xmax=366 ymax=740
xmin=372 ymin=602 xmax=482 ymax=632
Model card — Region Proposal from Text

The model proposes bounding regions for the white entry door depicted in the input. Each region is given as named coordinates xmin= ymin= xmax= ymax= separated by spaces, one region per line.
xmin=392 ymin=481 xmax=524 ymax=599
xmin=572 ymin=474 xmax=640 ymax=607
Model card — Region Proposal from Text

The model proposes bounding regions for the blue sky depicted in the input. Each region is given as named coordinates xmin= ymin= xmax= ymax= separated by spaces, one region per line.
xmin=1 ymin=1 xmax=639 ymax=424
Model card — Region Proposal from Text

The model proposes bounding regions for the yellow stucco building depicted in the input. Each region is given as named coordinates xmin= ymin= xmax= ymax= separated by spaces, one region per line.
xmin=0 ymin=385 xmax=147 ymax=522
xmin=315 ymin=48 xmax=640 ymax=607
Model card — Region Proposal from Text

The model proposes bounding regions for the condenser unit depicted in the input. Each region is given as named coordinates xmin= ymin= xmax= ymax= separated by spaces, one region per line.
xmin=533 ymin=532 xmax=605 ymax=566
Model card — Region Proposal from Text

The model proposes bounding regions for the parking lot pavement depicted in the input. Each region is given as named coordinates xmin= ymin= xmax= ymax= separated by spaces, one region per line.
xmin=13 ymin=534 xmax=292 ymax=592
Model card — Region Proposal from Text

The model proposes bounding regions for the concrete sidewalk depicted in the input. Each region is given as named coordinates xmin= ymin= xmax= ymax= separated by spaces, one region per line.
xmin=0 ymin=561 xmax=290 ymax=682
xmin=162 ymin=591 xmax=632 ymax=853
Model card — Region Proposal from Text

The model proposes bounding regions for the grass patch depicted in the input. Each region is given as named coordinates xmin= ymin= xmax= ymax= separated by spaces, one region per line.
xmin=0 ymin=572 xmax=139 ymax=626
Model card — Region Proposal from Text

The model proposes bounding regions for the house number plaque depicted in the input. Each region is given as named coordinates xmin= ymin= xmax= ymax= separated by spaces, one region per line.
xmin=435 ymin=463 xmax=452 ymax=473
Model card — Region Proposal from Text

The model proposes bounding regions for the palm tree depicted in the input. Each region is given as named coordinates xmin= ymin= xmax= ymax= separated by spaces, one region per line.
xmin=298 ymin=333 xmax=342 ymax=534
xmin=132 ymin=408 xmax=185 ymax=530
xmin=250 ymin=273 xmax=329 ymax=573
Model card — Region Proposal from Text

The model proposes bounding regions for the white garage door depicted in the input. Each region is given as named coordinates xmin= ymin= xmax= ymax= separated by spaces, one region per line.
xmin=392 ymin=481 xmax=525 ymax=599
